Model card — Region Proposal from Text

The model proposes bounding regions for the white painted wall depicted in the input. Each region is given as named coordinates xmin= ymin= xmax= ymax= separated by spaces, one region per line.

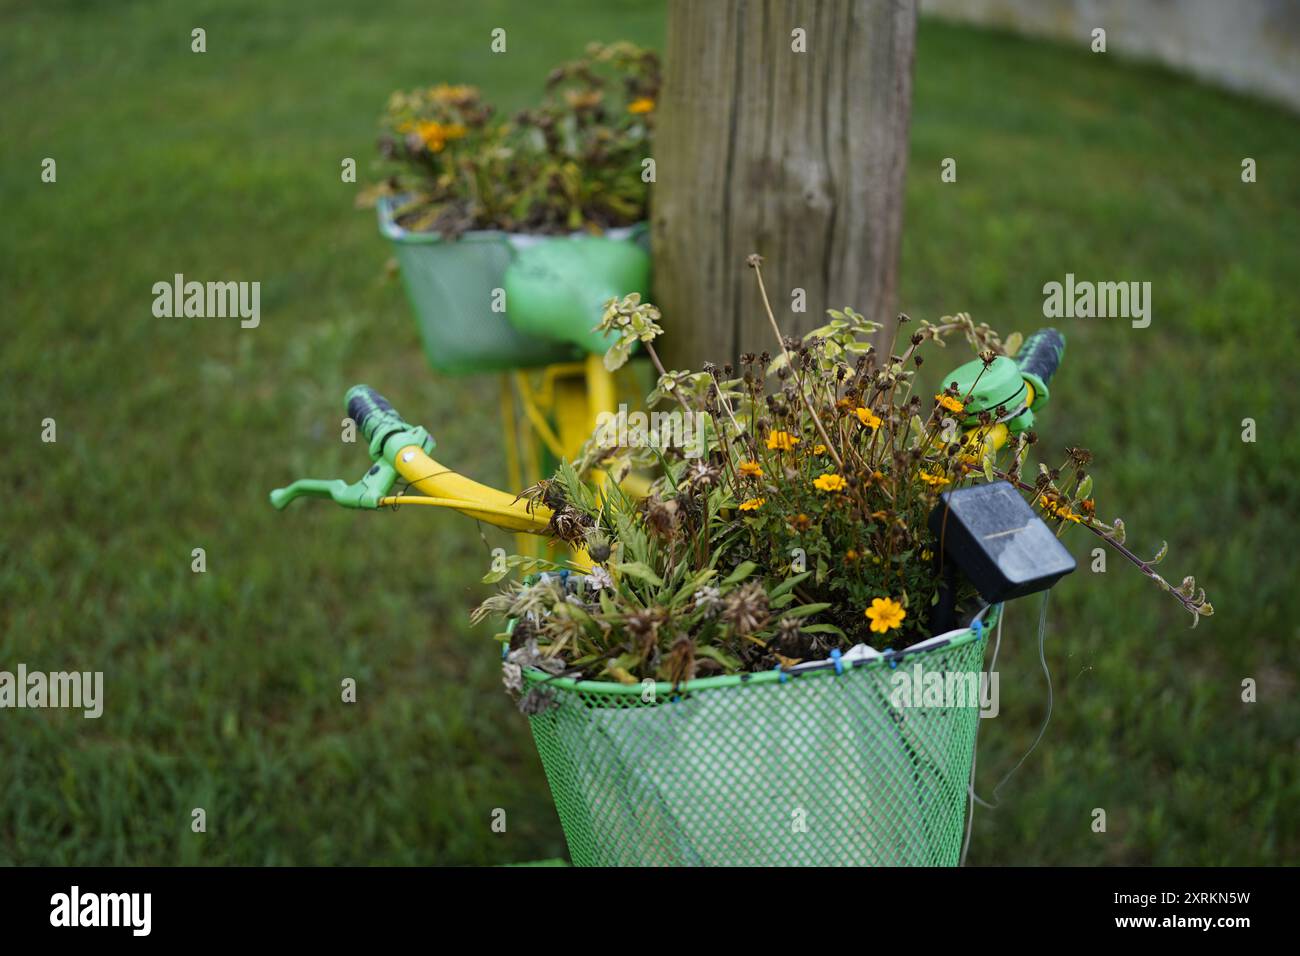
xmin=922 ymin=0 xmax=1300 ymax=112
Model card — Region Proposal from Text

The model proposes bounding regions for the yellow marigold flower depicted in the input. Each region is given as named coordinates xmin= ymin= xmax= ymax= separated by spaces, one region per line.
xmin=767 ymin=430 xmax=800 ymax=452
xmin=855 ymin=407 xmax=882 ymax=430
xmin=917 ymin=470 xmax=949 ymax=488
xmin=813 ymin=444 xmax=827 ymax=455
xmin=813 ymin=473 xmax=847 ymax=492
xmin=936 ymin=393 xmax=965 ymax=414
xmin=738 ymin=459 xmax=764 ymax=478
xmin=739 ymin=497 xmax=765 ymax=512
xmin=1049 ymin=502 xmax=1082 ymax=523
xmin=415 ymin=120 xmax=467 ymax=152
xmin=627 ymin=96 xmax=655 ymax=114
xmin=865 ymin=596 xmax=906 ymax=634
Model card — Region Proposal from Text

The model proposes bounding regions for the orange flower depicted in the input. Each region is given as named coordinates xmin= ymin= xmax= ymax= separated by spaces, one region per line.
xmin=414 ymin=120 xmax=467 ymax=153
xmin=627 ymin=97 xmax=655 ymax=114
xmin=739 ymin=497 xmax=765 ymax=512
xmin=936 ymin=393 xmax=965 ymax=414
xmin=738 ymin=459 xmax=764 ymax=479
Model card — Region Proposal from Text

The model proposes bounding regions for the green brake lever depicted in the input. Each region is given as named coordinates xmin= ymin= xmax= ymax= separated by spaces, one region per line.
xmin=268 ymin=385 xmax=433 ymax=511
xmin=268 ymin=461 xmax=400 ymax=511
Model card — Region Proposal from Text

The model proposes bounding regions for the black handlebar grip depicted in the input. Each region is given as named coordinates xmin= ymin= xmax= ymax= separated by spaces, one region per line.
xmin=1014 ymin=328 xmax=1066 ymax=394
xmin=345 ymin=385 xmax=404 ymax=445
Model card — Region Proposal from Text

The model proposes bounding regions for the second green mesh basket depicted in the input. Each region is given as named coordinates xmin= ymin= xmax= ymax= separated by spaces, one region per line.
xmin=378 ymin=198 xmax=650 ymax=375
xmin=524 ymin=627 xmax=987 ymax=866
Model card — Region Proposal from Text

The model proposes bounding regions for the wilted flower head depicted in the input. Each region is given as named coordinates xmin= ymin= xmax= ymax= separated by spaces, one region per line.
xmin=775 ymin=617 xmax=810 ymax=658
xmin=517 ymin=687 xmax=558 ymax=716
xmin=722 ymin=582 xmax=770 ymax=637
xmin=642 ymin=493 xmax=680 ymax=538
xmin=665 ymin=634 xmax=696 ymax=685
xmin=501 ymin=661 xmax=524 ymax=693
xmin=548 ymin=505 xmax=590 ymax=543
xmin=625 ymin=606 xmax=668 ymax=647
xmin=684 ymin=458 xmax=722 ymax=491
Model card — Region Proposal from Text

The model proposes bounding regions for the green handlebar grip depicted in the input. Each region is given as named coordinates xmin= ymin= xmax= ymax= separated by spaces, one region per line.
xmin=346 ymin=385 xmax=410 ymax=445
xmin=1014 ymin=328 xmax=1065 ymax=408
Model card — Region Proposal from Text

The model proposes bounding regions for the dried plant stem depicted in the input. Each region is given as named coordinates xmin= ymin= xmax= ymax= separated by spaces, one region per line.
xmin=749 ymin=258 xmax=844 ymax=470
xmin=641 ymin=341 xmax=694 ymax=415
xmin=991 ymin=467 xmax=1203 ymax=617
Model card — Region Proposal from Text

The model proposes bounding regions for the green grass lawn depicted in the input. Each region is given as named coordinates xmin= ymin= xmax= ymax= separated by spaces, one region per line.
xmin=2 ymin=0 xmax=1296 ymax=865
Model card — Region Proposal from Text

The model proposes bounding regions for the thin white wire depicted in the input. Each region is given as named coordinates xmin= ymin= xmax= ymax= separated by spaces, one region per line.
xmin=961 ymin=591 xmax=1055 ymax=864
xmin=960 ymin=604 xmax=1002 ymax=865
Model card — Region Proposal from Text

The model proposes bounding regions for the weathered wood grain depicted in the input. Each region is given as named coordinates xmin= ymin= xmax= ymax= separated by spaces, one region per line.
xmin=652 ymin=0 xmax=916 ymax=368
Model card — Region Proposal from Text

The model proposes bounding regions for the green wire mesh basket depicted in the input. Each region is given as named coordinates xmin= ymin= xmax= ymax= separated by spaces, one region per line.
xmin=378 ymin=199 xmax=574 ymax=375
xmin=523 ymin=626 xmax=988 ymax=866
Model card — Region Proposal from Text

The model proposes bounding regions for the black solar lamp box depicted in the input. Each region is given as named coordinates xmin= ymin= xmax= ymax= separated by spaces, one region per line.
xmin=928 ymin=481 xmax=1077 ymax=604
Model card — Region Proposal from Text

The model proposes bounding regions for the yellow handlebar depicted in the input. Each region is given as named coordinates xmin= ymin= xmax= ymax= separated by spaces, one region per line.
xmin=385 ymin=445 xmax=552 ymax=533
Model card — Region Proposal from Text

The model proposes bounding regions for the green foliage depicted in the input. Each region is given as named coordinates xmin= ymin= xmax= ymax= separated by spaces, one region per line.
xmin=594 ymin=292 xmax=663 ymax=371
xmin=361 ymin=41 xmax=659 ymax=236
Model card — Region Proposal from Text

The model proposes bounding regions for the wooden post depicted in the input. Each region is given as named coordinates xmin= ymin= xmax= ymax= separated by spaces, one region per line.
xmin=652 ymin=0 xmax=916 ymax=368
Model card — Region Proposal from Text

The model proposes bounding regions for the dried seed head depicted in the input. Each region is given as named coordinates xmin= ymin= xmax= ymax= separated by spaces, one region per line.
xmin=722 ymin=582 xmax=770 ymax=637
xmin=548 ymin=506 xmax=590 ymax=543
xmin=775 ymin=617 xmax=810 ymax=657
xmin=642 ymin=493 xmax=680 ymax=538
xmin=684 ymin=458 xmax=722 ymax=491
